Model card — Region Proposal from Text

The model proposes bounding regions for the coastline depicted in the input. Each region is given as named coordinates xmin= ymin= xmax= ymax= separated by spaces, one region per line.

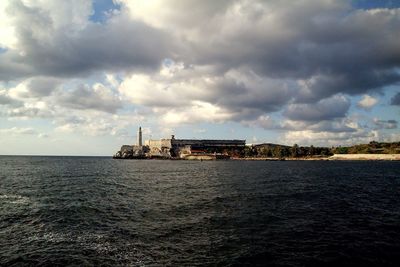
xmin=327 ymin=154 xmax=400 ymax=161
xmin=232 ymin=154 xmax=400 ymax=161
xmin=111 ymin=154 xmax=400 ymax=161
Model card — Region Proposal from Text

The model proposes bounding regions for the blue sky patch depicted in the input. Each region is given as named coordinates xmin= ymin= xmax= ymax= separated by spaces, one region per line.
xmin=352 ymin=0 xmax=400 ymax=9
xmin=89 ymin=0 xmax=120 ymax=23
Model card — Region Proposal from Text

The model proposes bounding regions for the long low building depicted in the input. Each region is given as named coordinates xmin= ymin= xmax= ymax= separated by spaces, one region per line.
xmin=145 ymin=135 xmax=246 ymax=158
xmin=171 ymin=138 xmax=246 ymax=147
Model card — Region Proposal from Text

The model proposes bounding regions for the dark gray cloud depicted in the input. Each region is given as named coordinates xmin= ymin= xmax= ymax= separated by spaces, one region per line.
xmin=213 ymin=76 xmax=293 ymax=114
xmin=284 ymin=95 xmax=350 ymax=121
xmin=391 ymin=92 xmax=400 ymax=105
xmin=0 ymin=0 xmax=173 ymax=81
xmin=25 ymin=77 xmax=61 ymax=97
xmin=56 ymin=84 xmax=121 ymax=113
xmin=0 ymin=94 xmax=11 ymax=105
xmin=296 ymin=71 xmax=399 ymax=103
xmin=307 ymin=120 xmax=358 ymax=133
xmin=186 ymin=2 xmax=400 ymax=103
xmin=2 ymin=0 xmax=400 ymax=103
xmin=8 ymin=77 xmax=61 ymax=98
xmin=373 ymin=119 xmax=398 ymax=129
xmin=274 ymin=118 xmax=360 ymax=133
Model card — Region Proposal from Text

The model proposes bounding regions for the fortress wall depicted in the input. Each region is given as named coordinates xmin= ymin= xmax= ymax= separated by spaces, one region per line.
xmin=161 ymin=139 xmax=172 ymax=148
xmin=145 ymin=140 xmax=162 ymax=149
xmin=171 ymin=139 xmax=246 ymax=147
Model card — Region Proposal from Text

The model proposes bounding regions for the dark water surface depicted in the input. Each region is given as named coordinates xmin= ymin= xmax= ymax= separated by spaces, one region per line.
xmin=1 ymin=156 xmax=400 ymax=266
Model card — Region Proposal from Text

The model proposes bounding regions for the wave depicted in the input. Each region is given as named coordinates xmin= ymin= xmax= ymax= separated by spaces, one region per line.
xmin=0 ymin=194 xmax=30 ymax=205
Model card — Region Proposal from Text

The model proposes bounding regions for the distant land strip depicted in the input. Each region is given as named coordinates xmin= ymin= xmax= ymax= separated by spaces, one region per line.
xmin=114 ymin=134 xmax=400 ymax=160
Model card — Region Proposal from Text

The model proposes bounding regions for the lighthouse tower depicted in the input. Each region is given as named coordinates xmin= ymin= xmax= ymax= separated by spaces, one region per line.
xmin=137 ymin=126 xmax=142 ymax=146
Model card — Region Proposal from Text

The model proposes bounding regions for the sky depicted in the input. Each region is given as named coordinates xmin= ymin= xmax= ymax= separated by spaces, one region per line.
xmin=0 ymin=0 xmax=399 ymax=156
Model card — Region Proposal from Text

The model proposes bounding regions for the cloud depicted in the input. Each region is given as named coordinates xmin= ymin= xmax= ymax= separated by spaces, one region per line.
xmin=280 ymin=118 xmax=359 ymax=134
xmin=373 ymin=118 xmax=398 ymax=129
xmin=284 ymin=94 xmax=350 ymax=121
xmin=146 ymin=0 xmax=400 ymax=103
xmin=119 ymin=63 xmax=293 ymax=123
xmin=0 ymin=1 xmax=18 ymax=49
xmin=2 ymin=78 xmax=123 ymax=118
xmin=0 ymin=90 xmax=22 ymax=106
xmin=0 ymin=0 xmax=173 ymax=80
xmin=8 ymin=77 xmax=61 ymax=98
xmin=213 ymin=69 xmax=293 ymax=115
xmin=242 ymin=115 xmax=278 ymax=130
xmin=2 ymin=99 xmax=56 ymax=118
xmin=54 ymin=112 xmax=144 ymax=136
xmin=391 ymin=92 xmax=400 ymax=105
xmin=281 ymin=116 xmax=380 ymax=146
xmin=55 ymin=118 xmax=114 ymax=136
xmin=37 ymin=133 xmax=49 ymax=138
xmin=160 ymin=101 xmax=234 ymax=125
xmin=2 ymin=0 xmax=399 ymax=99
xmin=0 ymin=127 xmax=37 ymax=135
xmin=357 ymin=94 xmax=378 ymax=110
xmin=295 ymin=71 xmax=399 ymax=103
xmin=282 ymin=128 xmax=378 ymax=146
xmin=279 ymin=115 xmax=399 ymax=146
xmin=56 ymin=83 xmax=122 ymax=113
xmin=119 ymin=0 xmax=233 ymax=30
xmin=115 ymin=0 xmax=400 ymax=128
xmin=118 ymin=73 xmax=188 ymax=107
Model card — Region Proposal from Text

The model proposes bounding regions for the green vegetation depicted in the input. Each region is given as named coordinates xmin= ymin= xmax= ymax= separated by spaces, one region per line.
xmin=242 ymin=141 xmax=400 ymax=158
xmin=332 ymin=141 xmax=400 ymax=154
xmin=243 ymin=143 xmax=333 ymax=158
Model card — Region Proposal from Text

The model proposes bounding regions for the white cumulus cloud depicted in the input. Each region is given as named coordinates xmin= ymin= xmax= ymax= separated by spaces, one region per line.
xmin=357 ymin=95 xmax=378 ymax=110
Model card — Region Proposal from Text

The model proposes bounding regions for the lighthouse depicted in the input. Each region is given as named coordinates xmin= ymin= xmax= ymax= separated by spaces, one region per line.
xmin=137 ymin=126 xmax=143 ymax=146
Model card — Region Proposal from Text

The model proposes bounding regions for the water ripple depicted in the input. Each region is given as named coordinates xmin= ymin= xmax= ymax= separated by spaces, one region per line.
xmin=0 ymin=157 xmax=400 ymax=266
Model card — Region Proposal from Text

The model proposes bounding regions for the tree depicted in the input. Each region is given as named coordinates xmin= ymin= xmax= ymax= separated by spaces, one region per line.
xmin=309 ymin=145 xmax=315 ymax=156
xmin=244 ymin=146 xmax=255 ymax=157
xmin=291 ymin=144 xmax=299 ymax=157
xmin=272 ymin=146 xmax=282 ymax=158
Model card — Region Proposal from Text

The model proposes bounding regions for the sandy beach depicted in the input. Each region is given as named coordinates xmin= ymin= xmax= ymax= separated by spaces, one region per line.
xmin=232 ymin=154 xmax=400 ymax=161
xmin=328 ymin=154 xmax=400 ymax=161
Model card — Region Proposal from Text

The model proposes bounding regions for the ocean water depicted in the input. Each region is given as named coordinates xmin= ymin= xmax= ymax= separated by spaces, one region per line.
xmin=1 ymin=156 xmax=400 ymax=266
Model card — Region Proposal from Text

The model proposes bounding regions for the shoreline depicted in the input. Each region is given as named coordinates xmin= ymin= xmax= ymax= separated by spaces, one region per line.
xmin=232 ymin=154 xmax=400 ymax=161
xmin=112 ymin=154 xmax=400 ymax=161
xmin=327 ymin=154 xmax=400 ymax=161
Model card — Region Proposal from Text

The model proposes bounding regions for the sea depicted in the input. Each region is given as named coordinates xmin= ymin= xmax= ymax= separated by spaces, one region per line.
xmin=1 ymin=156 xmax=400 ymax=266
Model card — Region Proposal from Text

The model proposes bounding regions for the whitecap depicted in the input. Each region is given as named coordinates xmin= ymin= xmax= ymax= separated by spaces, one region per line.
xmin=0 ymin=194 xmax=30 ymax=205
xmin=28 ymin=230 xmax=145 ymax=265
